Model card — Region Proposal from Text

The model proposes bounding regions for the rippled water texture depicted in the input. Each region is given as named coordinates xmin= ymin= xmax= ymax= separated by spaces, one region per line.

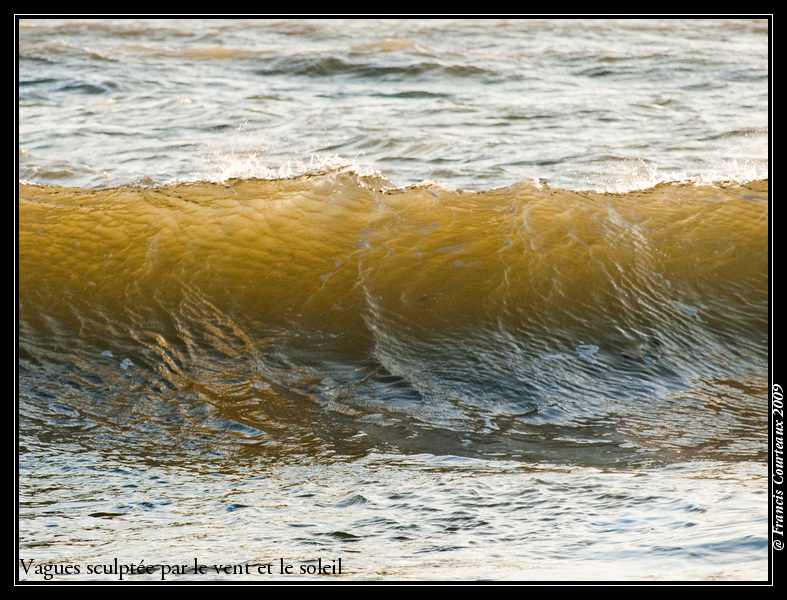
xmin=18 ymin=18 xmax=769 ymax=581
xmin=19 ymin=18 xmax=767 ymax=191
xmin=19 ymin=178 xmax=768 ymax=465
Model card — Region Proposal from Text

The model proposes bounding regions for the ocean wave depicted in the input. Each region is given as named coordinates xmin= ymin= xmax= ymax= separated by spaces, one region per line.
xmin=18 ymin=175 xmax=768 ymax=464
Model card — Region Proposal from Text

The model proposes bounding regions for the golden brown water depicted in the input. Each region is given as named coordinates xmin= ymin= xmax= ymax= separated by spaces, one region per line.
xmin=19 ymin=176 xmax=768 ymax=465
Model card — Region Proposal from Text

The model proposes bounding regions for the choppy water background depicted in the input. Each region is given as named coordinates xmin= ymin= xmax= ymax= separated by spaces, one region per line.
xmin=18 ymin=18 xmax=769 ymax=581
xmin=19 ymin=18 xmax=767 ymax=191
